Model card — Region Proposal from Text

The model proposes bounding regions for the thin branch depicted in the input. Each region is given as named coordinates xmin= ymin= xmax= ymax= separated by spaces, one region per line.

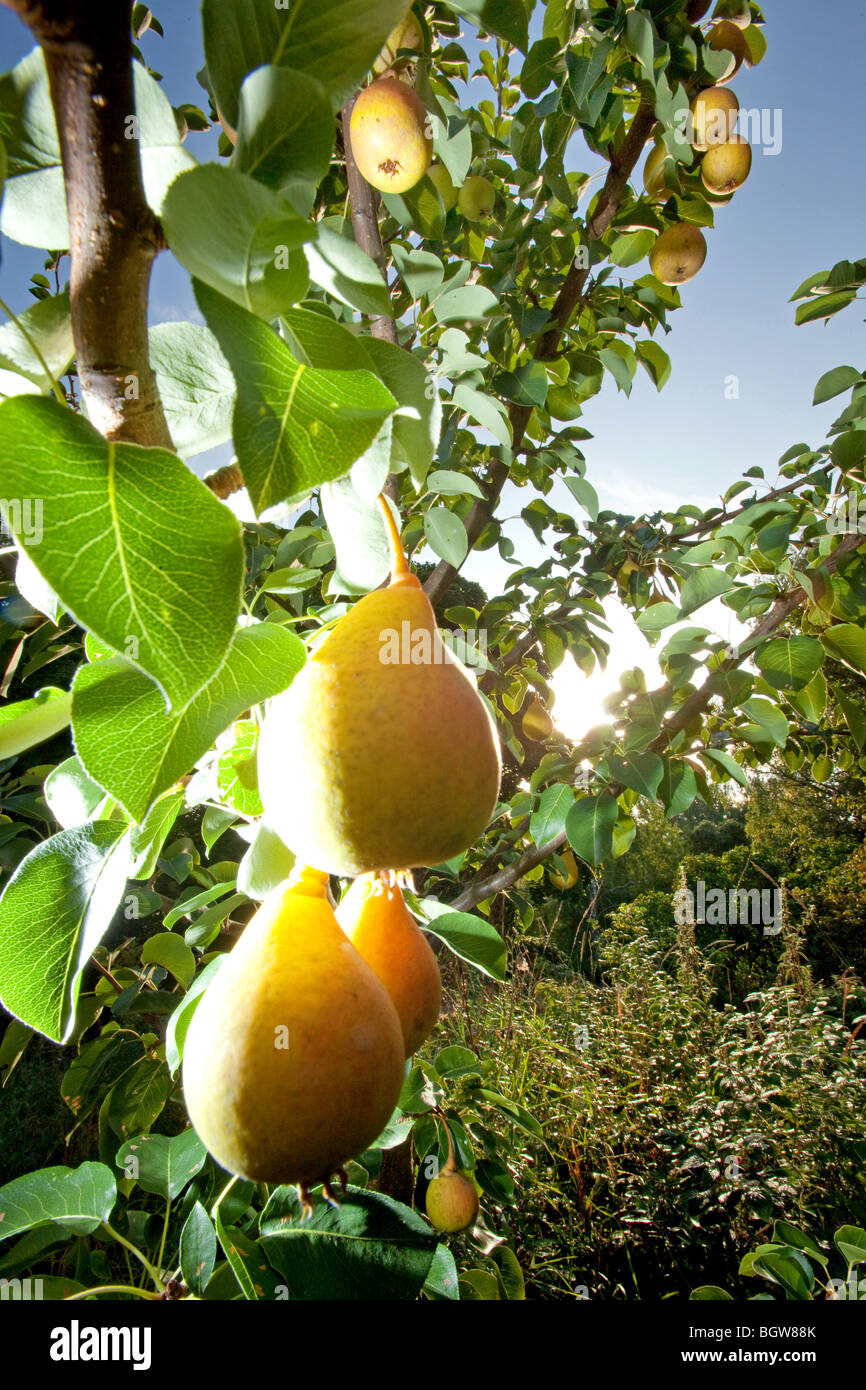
xmin=423 ymin=99 xmax=659 ymax=607
xmin=340 ymin=97 xmax=398 ymax=346
xmin=4 ymin=0 xmax=172 ymax=447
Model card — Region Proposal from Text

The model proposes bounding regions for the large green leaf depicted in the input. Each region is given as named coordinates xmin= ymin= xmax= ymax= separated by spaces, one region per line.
xmin=195 ymin=280 xmax=396 ymax=514
xmin=0 ymin=397 xmax=243 ymax=711
xmin=423 ymin=507 xmax=468 ymax=567
xmin=260 ymin=1186 xmax=437 ymax=1300
xmin=162 ymin=165 xmax=312 ymax=318
xmin=606 ymin=751 xmax=664 ymax=801
xmin=72 ymin=622 xmax=305 ymax=823
xmin=755 ymin=636 xmax=824 ymax=692
xmin=0 ymin=49 xmax=194 ymax=249
xmin=115 ymin=1128 xmax=207 ymax=1200
xmin=364 ymin=337 xmax=440 ymax=489
xmin=304 ymin=225 xmax=393 ymax=318
xmin=0 ymin=1163 xmax=116 ymax=1241
xmin=701 ymin=747 xmax=748 ymax=787
xmin=165 ymin=956 xmax=226 ymax=1078
xmin=203 ymin=0 xmax=413 ymax=126
xmin=0 ymin=687 xmax=71 ymax=761
xmin=149 ymin=321 xmax=235 ymax=460
xmin=0 ymin=289 xmax=73 ymax=390
xmin=179 ymin=1202 xmax=218 ymax=1297
xmin=0 ymin=823 xmax=130 ymax=1042
xmin=678 ymin=567 xmax=735 ymax=615
xmin=529 ymin=783 xmax=573 ymax=846
xmin=821 ymin=624 xmax=866 ymax=674
xmin=234 ymin=65 xmax=334 ymax=191
xmin=421 ymin=907 xmax=507 ymax=980
xmin=565 ymin=793 xmax=618 ymax=865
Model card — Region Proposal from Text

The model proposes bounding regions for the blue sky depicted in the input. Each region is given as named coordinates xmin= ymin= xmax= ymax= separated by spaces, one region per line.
xmin=1 ymin=0 xmax=864 ymax=728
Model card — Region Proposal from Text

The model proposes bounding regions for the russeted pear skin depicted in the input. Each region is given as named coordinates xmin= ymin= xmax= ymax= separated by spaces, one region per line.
xmin=349 ymin=78 xmax=432 ymax=194
xmin=425 ymin=1162 xmax=480 ymax=1233
xmin=257 ymin=573 xmax=501 ymax=876
xmin=181 ymin=868 xmax=405 ymax=1184
xmin=337 ymin=874 xmax=442 ymax=1056
xmin=701 ymin=136 xmax=751 ymax=193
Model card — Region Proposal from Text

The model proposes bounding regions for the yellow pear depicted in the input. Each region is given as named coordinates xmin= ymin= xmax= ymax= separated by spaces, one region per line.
xmin=550 ymin=849 xmax=579 ymax=891
xmin=701 ymin=136 xmax=752 ymax=193
xmin=691 ymin=86 xmax=739 ymax=149
xmin=372 ymin=13 xmax=424 ymax=75
xmin=349 ymin=78 xmax=432 ymax=194
xmin=522 ymin=695 xmax=554 ymax=741
xmin=337 ymin=874 xmax=441 ymax=1056
xmin=649 ymin=223 xmax=707 ymax=285
xmin=706 ymin=20 xmax=747 ymax=82
xmin=182 ymin=867 xmax=405 ymax=1186
xmin=427 ymin=162 xmax=458 ymax=211
xmin=257 ymin=499 xmax=501 ymax=876
xmin=643 ymin=141 xmax=673 ymax=202
xmin=425 ymin=1139 xmax=479 ymax=1233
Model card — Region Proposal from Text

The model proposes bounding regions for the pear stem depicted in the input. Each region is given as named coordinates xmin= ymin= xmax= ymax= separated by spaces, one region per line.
xmin=377 ymin=493 xmax=417 ymax=586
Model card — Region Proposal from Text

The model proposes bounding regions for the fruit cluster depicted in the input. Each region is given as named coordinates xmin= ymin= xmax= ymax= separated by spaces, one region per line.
xmin=182 ymin=497 xmax=500 ymax=1230
xmin=647 ymin=5 xmax=755 ymax=286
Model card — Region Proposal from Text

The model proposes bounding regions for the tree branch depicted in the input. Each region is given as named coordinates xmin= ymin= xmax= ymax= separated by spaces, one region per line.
xmin=423 ymin=99 xmax=659 ymax=607
xmin=340 ymin=97 xmax=398 ymax=347
xmin=4 ymin=0 xmax=171 ymax=447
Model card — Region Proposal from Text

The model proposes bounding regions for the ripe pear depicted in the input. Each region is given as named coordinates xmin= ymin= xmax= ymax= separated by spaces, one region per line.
xmin=550 ymin=849 xmax=579 ymax=891
xmin=458 ymin=174 xmax=495 ymax=221
xmin=690 ymin=86 xmax=739 ymax=149
xmin=649 ymin=223 xmax=707 ymax=285
xmin=372 ymin=13 xmax=424 ymax=75
xmin=425 ymin=1156 xmax=480 ymax=1233
xmin=181 ymin=867 xmax=405 ymax=1185
xmin=337 ymin=874 xmax=441 ymax=1056
xmin=643 ymin=141 xmax=674 ymax=202
xmin=257 ymin=501 xmax=501 ymax=876
xmin=706 ymin=20 xmax=747 ymax=82
xmin=522 ymin=695 xmax=554 ymax=742
xmin=701 ymin=135 xmax=752 ymax=193
xmin=349 ymin=78 xmax=432 ymax=194
xmin=427 ymin=162 xmax=458 ymax=211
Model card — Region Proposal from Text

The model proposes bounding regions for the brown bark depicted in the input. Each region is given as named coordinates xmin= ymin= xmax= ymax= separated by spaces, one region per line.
xmin=4 ymin=1 xmax=171 ymax=447
xmin=340 ymin=98 xmax=398 ymax=346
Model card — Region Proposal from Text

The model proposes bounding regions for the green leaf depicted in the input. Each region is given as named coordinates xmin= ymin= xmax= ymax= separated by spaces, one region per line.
xmin=821 ymin=624 xmax=866 ymax=674
xmin=0 ymin=289 xmax=73 ymax=390
xmin=636 ymin=339 xmax=672 ymax=391
xmin=427 ymin=469 xmax=485 ymax=499
xmin=0 ymin=687 xmax=71 ymax=761
xmin=771 ymin=1221 xmax=828 ymax=1266
xmin=0 ymin=1163 xmax=116 ymax=1241
xmin=149 ymin=321 xmax=235 ymax=460
xmin=564 ymin=476 xmax=599 ymax=522
xmin=259 ymin=1185 xmax=437 ymax=1300
xmin=834 ymin=1226 xmax=866 ymax=1265
xmin=701 ymin=747 xmax=748 ymax=787
xmin=483 ymin=0 xmax=529 ymax=51
xmin=813 ymin=365 xmax=861 ymax=405
xmin=105 ymin=1058 xmax=172 ymax=1141
xmin=140 ymin=933 xmax=196 ymax=990
xmin=0 ymin=397 xmax=243 ymax=711
xmin=364 ymin=336 xmax=441 ymax=489
xmin=830 ymin=431 xmax=866 ymax=471
xmin=165 ymin=957 xmax=226 ymax=1078
xmin=162 ymin=166 xmax=311 ymax=318
xmin=116 ymin=1127 xmax=207 ymax=1200
xmin=72 ymin=622 xmax=305 ymax=823
xmin=433 ymin=284 xmax=499 ymax=324
xmin=423 ymin=911 xmax=507 ymax=981
xmin=424 ymin=507 xmax=468 ymax=567
xmin=195 ymin=280 xmax=396 ymax=514
xmin=741 ymin=697 xmax=788 ymax=748
xmin=755 ymin=636 xmax=824 ymax=693
xmin=795 ymin=291 xmax=856 ymax=326
xmin=180 ymin=1202 xmax=218 ymax=1297
xmin=305 ymin=224 xmax=393 ymax=317
xmin=521 ymin=37 xmax=560 ymax=98
xmin=0 ymin=823 xmax=130 ymax=1042
xmin=234 ymin=65 xmax=334 ymax=191
xmin=530 ymin=783 xmax=573 ymax=846
xmin=606 ymin=751 xmax=664 ymax=801
xmin=423 ymin=1243 xmax=460 ymax=1300
xmin=750 ymin=1246 xmax=815 ymax=1300
xmin=202 ymin=0 xmax=414 ymax=127
xmin=625 ymin=10 xmax=656 ymax=80
xmin=451 ymin=383 xmax=512 ymax=448
xmin=679 ymin=567 xmax=735 ymax=615
xmin=838 ymin=691 xmax=866 ymax=752
xmin=130 ymin=787 xmax=185 ymax=879
xmin=637 ymin=601 xmax=681 ymax=634
xmin=659 ymin=759 xmax=698 ymax=819
xmin=690 ymin=1285 xmax=733 ymax=1300
xmin=565 ymin=794 xmax=618 ymax=866
xmin=237 ymin=819 xmax=296 ymax=901
xmin=43 ymin=756 xmax=111 ymax=829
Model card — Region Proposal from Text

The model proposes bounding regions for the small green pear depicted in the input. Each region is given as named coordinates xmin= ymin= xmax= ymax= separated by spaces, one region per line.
xmin=458 ymin=174 xmax=495 ymax=221
xmin=425 ymin=1158 xmax=480 ymax=1232
xmin=427 ymin=162 xmax=458 ymax=211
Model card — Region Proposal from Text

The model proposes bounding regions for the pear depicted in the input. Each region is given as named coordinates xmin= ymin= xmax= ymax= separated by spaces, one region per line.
xmin=550 ymin=849 xmax=579 ymax=891
xmin=691 ymin=86 xmax=739 ymax=149
xmin=182 ymin=866 xmax=405 ymax=1185
xmin=522 ymin=695 xmax=554 ymax=742
xmin=349 ymin=78 xmax=432 ymax=194
xmin=427 ymin=162 xmax=458 ymax=211
xmin=425 ymin=1147 xmax=480 ymax=1232
xmin=257 ymin=499 xmax=501 ymax=876
xmin=701 ymin=135 xmax=752 ymax=193
xmin=372 ymin=13 xmax=424 ymax=75
xmin=649 ymin=223 xmax=707 ymax=285
xmin=458 ymin=174 xmax=495 ymax=221
xmin=337 ymin=874 xmax=441 ymax=1056
xmin=706 ymin=20 xmax=747 ymax=82
xmin=642 ymin=141 xmax=674 ymax=202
